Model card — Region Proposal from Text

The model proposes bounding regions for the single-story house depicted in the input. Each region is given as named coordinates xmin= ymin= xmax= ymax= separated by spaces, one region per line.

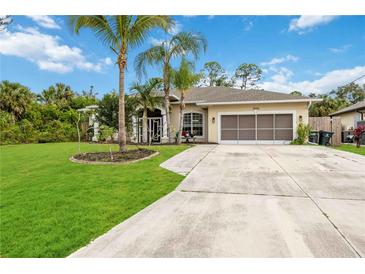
xmin=131 ymin=87 xmax=321 ymax=144
xmin=329 ymin=100 xmax=365 ymax=130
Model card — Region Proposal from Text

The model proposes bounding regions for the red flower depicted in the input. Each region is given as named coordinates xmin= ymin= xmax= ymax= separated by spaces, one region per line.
xmin=353 ymin=125 xmax=365 ymax=138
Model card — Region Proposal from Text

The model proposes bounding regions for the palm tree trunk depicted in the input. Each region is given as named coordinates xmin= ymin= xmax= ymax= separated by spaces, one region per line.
xmin=178 ymin=91 xmax=185 ymax=144
xmin=163 ymin=63 xmax=172 ymax=143
xmin=142 ymin=107 xmax=148 ymax=143
xmin=118 ymin=56 xmax=127 ymax=152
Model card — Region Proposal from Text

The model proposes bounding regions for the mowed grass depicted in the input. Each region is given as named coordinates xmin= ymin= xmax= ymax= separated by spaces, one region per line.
xmin=0 ymin=142 xmax=190 ymax=258
xmin=334 ymin=144 xmax=365 ymax=156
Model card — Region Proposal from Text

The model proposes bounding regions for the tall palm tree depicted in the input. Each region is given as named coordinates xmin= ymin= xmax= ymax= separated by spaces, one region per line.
xmin=171 ymin=58 xmax=201 ymax=144
xmin=69 ymin=16 xmax=173 ymax=152
xmin=130 ymin=78 xmax=163 ymax=143
xmin=135 ymin=32 xmax=207 ymax=143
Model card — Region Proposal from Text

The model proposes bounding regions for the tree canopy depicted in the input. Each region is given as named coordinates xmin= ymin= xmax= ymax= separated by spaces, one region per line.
xmin=233 ymin=63 xmax=262 ymax=90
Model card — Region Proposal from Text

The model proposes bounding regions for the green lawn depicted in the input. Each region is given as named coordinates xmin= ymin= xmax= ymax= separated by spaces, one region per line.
xmin=333 ymin=144 xmax=365 ymax=156
xmin=0 ymin=142 xmax=190 ymax=258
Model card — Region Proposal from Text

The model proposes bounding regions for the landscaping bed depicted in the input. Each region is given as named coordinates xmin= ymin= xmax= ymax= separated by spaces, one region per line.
xmin=72 ymin=148 xmax=157 ymax=164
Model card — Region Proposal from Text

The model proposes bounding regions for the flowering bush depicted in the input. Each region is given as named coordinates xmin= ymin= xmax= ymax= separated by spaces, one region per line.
xmin=353 ymin=124 xmax=365 ymax=148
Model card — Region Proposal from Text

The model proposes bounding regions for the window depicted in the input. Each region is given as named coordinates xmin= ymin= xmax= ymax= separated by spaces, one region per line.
xmin=183 ymin=112 xmax=204 ymax=137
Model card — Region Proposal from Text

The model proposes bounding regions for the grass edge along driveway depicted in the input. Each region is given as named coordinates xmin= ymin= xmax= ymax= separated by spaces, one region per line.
xmin=333 ymin=144 xmax=365 ymax=156
xmin=0 ymin=142 xmax=190 ymax=258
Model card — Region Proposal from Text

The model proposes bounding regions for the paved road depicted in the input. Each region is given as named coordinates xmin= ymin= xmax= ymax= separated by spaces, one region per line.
xmin=70 ymin=145 xmax=365 ymax=257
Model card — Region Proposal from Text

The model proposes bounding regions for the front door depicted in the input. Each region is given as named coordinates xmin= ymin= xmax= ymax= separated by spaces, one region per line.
xmin=138 ymin=117 xmax=162 ymax=143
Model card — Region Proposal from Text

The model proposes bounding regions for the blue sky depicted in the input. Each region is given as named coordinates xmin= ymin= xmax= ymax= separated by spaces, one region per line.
xmin=1 ymin=15 xmax=364 ymax=97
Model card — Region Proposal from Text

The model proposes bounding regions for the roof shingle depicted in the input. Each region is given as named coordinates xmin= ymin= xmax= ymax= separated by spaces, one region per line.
xmin=171 ymin=86 xmax=310 ymax=103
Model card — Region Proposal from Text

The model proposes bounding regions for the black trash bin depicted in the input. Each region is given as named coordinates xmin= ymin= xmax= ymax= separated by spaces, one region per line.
xmin=309 ymin=131 xmax=319 ymax=144
xmin=318 ymin=130 xmax=334 ymax=146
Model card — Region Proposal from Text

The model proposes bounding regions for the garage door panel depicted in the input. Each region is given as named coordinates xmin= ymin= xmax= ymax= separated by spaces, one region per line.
xmin=275 ymin=129 xmax=293 ymax=140
xmin=257 ymin=114 xmax=273 ymax=128
xmin=275 ymin=114 xmax=292 ymax=128
xmin=220 ymin=113 xmax=294 ymax=142
xmin=221 ymin=130 xmax=238 ymax=140
xmin=221 ymin=115 xmax=238 ymax=129
xmin=238 ymin=115 xmax=255 ymax=128
xmin=239 ymin=130 xmax=256 ymax=140
xmin=257 ymin=129 xmax=274 ymax=140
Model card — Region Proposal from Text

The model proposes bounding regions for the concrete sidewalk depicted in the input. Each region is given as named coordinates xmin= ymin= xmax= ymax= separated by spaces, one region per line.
xmin=70 ymin=145 xmax=365 ymax=258
xmin=159 ymin=144 xmax=216 ymax=175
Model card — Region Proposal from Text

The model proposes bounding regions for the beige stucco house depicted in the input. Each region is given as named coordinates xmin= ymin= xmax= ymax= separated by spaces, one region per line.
xmin=131 ymin=87 xmax=320 ymax=144
xmin=329 ymin=100 xmax=365 ymax=130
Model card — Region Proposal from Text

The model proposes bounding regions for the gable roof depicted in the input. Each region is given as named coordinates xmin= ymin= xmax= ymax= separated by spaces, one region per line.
xmin=330 ymin=100 xmax=365 ymax=116
xmin=170 ymin=86 xmax=320 ymax=105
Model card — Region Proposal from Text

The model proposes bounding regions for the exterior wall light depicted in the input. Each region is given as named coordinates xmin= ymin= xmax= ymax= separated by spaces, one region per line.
xmin=212 ymin=117 xmax=215 ymax=124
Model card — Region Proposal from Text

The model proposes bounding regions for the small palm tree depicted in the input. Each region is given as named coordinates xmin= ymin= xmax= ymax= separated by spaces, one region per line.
xmin=0 ymin=80 xmax=34 ymax=121
xmin=130 ymin=78 xmax=163 ymax=143
xmin=69 ymin=16 xmax=173 ymax=152
xmin=40 ymin=83 xmax=74 ymax=106
xmin=135 ymin=32 xmax=207 ymax=143
xmin=172 ymin=58 xmax=201 ymax=144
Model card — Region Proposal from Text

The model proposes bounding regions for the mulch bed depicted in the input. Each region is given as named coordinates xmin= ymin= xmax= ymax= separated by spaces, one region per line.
xmin=73 ymin=148 xmax=156 ymax=163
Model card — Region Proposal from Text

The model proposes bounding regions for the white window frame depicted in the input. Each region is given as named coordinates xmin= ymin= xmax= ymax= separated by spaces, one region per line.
xmin=182 ymin=111 xmax=205 ymax=138
xmin=217 ymin=110 xmax=296 ymax=144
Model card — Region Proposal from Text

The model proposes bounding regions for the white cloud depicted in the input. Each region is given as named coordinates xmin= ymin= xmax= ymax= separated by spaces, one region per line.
xmin=26 ymin=15 xmax=61 ymax=29
xmin=260 ymin=55 xmax=299 ymax=66
xmin=329 ymin=44 xmax=352 ymax=54
xmin=289 ymin=16 xmax=338 ymax=33
xmin=168 ymin=22 xmax=183 ymax=35
xmin=0 ymin=26 xmax=111 ymax=74
xmin=103 ymin=57 xmax=113 ymax=65
xmin=149 ymin=37 xmax=164 ymax=46
xmin=260 ymin=66 xmax=365 ymax=94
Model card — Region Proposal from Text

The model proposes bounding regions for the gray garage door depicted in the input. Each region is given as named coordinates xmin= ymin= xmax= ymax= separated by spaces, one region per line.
xmin=220 ymin=114 xmax=293 ymax=142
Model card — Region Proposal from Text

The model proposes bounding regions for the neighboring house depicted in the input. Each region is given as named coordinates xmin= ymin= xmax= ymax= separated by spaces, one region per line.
xmin=131 ymin=87 xmax=320 ymax=144
xmin=329 ymin=100 xmax=365 ymax=130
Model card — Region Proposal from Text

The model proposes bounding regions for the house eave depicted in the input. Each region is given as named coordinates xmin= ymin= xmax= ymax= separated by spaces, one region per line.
xmin=195 ymin=98 xmax=322 ymax=106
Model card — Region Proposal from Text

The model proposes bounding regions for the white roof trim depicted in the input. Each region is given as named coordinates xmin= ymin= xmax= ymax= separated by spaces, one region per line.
xmin=170 ymin=100 xmax=206 ymax=104
xmin=196 ymin=98 xmax=322 ymax=106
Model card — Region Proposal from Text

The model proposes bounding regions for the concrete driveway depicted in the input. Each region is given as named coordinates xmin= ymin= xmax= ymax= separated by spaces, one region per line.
xmin=70 ymin=145 xmax=365 ymax=258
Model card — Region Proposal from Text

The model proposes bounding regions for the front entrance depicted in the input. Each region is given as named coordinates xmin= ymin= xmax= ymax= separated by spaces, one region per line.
xmin=138 ymin=117 xmax=162 ymax=143
xmin=219 ymin=113 xmax=294 ymax=144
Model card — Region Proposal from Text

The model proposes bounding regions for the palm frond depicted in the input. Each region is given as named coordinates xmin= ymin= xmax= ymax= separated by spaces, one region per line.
xmin=129 ymin=16 xmax=173 ymax=49
xmin=134 ymin=45 xmax=165 ymax=79
xmin=170 ymin=32 xmax=207 ymax=60
xmin=69 ymin=16 xmax=120 ymax=51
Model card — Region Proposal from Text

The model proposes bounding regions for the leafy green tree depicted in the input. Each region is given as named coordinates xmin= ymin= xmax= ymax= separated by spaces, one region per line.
xmin=309 ymin=94 xmax=349 ymax=117
xmin=135 ymin=31 xmax=207 ymax=143
xmin=232 ymin=63 xmax=262 ymax=90
xmin=98 ymin=92 xmax=138 ymax=138
xmin=0 ymin=81 xmax=34 ymax=120
xmin=290 ymin=91 xmax=303 ymax=96
xmin=130 ymin=78 xmax=163 ymax=143
xmin=124 ymin=95 xmax=139 ymax=137
xmin=70 ymin=15 xmax=173 ymax=152
xmin=171 ymin=58 xmax=201 ymax=144
xmin=98 ymin=91 xmax=119 ymax=129
xmin=200 ymin=61 xmax=229 ymax=87
xmin=331 ymin=83 xmax=365 ymax=104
